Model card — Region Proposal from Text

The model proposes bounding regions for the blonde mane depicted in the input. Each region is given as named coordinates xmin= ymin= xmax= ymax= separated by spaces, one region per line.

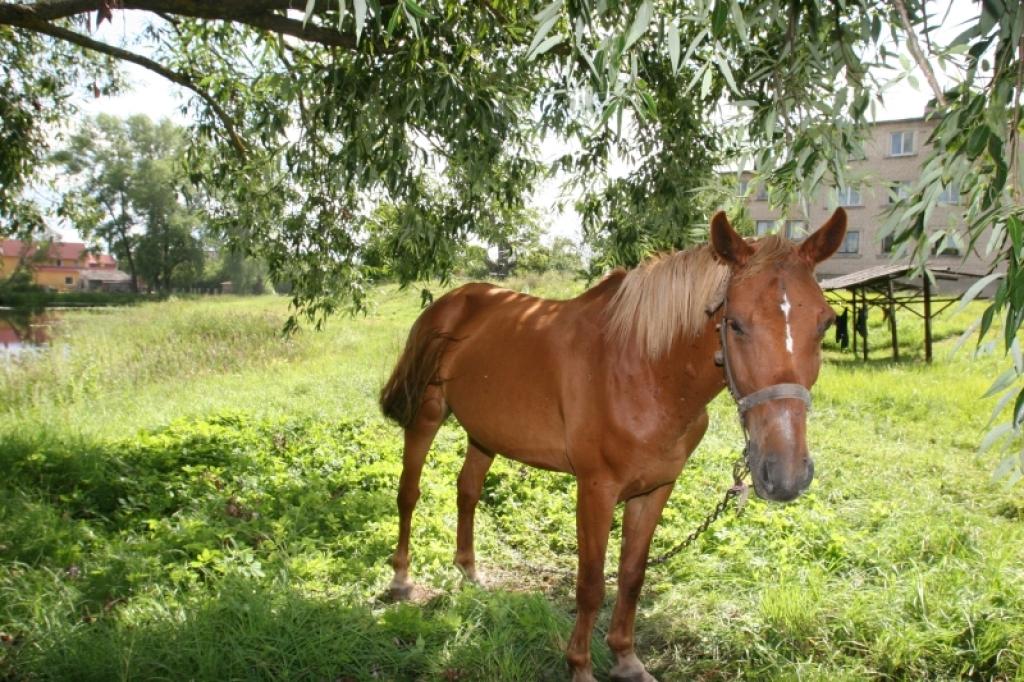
xmin=606 ymin=235 xmax=797 ymax=358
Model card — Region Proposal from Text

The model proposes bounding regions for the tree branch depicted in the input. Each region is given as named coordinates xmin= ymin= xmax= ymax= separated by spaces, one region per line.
xmin=231 ymin=10 xmax=359 ymax=49
xmin=891 ymin=0 xmax=948 ymax=107
xmin=5 ymin=13 xmax=248 ymax=157
xmin=0 ymin=1 xmax=361 ymax=49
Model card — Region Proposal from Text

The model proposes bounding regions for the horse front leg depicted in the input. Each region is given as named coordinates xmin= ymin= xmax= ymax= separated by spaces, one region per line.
xmin=567 ymin=480 xmax=617 ymax=682
xmin=606 ymin=483 xmax=675 ymax=682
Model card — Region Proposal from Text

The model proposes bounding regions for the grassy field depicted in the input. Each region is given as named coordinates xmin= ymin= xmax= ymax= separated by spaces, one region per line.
xmin=1 ymin=275 xmax=1022 ymax=681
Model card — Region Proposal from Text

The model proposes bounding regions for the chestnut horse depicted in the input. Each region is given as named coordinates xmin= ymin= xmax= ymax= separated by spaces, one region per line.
xmin=380 ymin=209 xmax=846 ymax=681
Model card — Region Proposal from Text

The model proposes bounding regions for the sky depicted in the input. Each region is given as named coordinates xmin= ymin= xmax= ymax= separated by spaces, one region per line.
xmin=57 ymin=1 xmax=979 ymax=244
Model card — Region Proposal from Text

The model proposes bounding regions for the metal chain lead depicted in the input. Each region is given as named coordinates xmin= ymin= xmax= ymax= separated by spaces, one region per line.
xmin=601 ymin=454 xmax=750 ymax=581
xmin=642 ymin=454 xmax=750 ymax=570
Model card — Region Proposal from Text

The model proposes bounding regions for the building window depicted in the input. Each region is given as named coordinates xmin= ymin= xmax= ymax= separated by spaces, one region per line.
xmin=755 ymin=220 xmax=776 ymax=236
xmin=890 ymin=131 xmax=915 ymax=156
xmin=56 ymin=259 xmax=63 ymax=267
xmin=836 ymin=185 xmax=862 ymax=207
xmin=64 ymin=276 xmax=73 ymax=285
xmin=737 ymin=179 xmax=749 ymax=197
xmin=881 ymin=234 xmax=895 ymax=253
xmin=755 ymin=184 xmax=769 ymax=201
xmin=889 ymin=181 xmax=911 ymax=203
xmin=837 ymin=230 xmax=860 ymax=255
xmin=785 ymin=220 xmax=808 ymax=241
xmin=938 ymin=182 xmax=960 ymax=205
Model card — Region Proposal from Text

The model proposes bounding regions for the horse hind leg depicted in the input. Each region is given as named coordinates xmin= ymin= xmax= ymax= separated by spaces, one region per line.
xmin=454 ymin=439 xmax=493 ymax=583
xmin=389 ymin=384 xmax=446 ymax=601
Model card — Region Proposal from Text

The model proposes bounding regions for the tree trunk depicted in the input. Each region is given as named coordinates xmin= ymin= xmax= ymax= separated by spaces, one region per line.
xmin=117 ymin=224 xmax=140 ymax=293
xmin=160 ymin=216 xmax=171 ymax=294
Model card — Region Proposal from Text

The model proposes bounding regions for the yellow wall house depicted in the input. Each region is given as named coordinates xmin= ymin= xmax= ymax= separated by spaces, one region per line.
xmin=1 ymin=239 xmax=119 ymax=292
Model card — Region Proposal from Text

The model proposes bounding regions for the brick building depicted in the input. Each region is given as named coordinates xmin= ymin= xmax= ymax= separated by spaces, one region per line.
xmin=742 ymin=116 xmax=986 ymax=285
xmin=0 ymin=239 xmax=130 ymax=292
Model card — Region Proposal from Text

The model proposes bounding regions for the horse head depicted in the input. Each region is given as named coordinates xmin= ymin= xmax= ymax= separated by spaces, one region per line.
xmin=710 ymin=209 xmax=846 ymax=502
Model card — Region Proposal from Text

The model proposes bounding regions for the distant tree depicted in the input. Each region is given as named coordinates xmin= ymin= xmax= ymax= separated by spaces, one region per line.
xmin=454 ymin=245 xmax=491 ymax=280
xmin=134 ymin=213 xmax=204 ymax=293
xmin=358 ymin=185 xmax=548 ymax=285
xmin=516 ymin=236 xmax=584 ymax=275
xmin=52 ymin=114 xmax=207 ymax=293
xmin=487 ymin=215 xmax=546 ymax=278
xmin=213 ymin=249 xmax=269 ymax=295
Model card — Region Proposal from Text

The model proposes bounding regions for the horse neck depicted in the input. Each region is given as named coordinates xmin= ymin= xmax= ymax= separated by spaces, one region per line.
xmin=653 ymin=308 xmax=728 ymax=409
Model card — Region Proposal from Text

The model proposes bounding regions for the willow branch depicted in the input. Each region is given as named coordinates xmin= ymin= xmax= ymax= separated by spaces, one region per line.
xmin=891 ymin=0 xmax=947 ymax=107
xmin=0 ymin=1 xmax=363 ymax=49
xmin=7 ymin=14 xmax=248 ymax=157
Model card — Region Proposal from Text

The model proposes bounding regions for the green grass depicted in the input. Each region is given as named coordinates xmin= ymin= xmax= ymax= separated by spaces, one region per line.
xmin=1 ymin=275 xmax=1022 ymax=681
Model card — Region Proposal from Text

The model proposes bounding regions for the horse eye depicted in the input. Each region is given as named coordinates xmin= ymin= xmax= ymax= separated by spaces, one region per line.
xmin=729 ymin=319 xmax=745 ymax=335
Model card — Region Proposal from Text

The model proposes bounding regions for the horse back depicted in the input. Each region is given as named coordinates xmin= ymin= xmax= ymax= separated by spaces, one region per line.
xmin=423 ymin=281 xmax=614 ymax=471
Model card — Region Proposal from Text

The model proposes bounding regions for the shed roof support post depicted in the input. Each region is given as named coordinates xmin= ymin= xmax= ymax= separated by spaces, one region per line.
xmin=923 ymin=272 xmax=933 ymax=363
xmin=861 ymin=287 xmax=869 ymax=361
xmin=851 ymin=288 xmax=858 ymax=356
xmin=888 ymin=278 xmax=899 ymax=361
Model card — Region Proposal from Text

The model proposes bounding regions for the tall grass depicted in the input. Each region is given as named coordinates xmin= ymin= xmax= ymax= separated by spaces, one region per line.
xmin=1 ymin=297 xmax=304 ymax=413
xmin=1 ymin=277 xmax=1022 ymax=681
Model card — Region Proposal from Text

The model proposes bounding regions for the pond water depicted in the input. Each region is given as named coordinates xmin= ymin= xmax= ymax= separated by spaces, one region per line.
xmin=0 ymin=310 xmax=54 ymax=358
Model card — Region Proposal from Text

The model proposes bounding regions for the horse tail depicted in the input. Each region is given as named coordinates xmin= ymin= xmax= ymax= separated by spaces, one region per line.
xmin=380 ymin=323 xmax=451 ymax=428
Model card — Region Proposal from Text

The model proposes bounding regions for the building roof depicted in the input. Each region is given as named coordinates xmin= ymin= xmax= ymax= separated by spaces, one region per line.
xmin=79 ymin=268 xmax=132 ymax=282
xmin=1 ymin=239 xmax=116 ymax=268
xmin=816 ymin=262 xmax=989 ymax=291
xmin=818 ymin=263 xmax=919 ymax=290
xmin=870 ymin=116 xmax=930 ymax=125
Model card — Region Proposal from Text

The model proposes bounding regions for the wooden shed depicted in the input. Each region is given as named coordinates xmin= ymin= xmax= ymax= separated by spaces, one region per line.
xmin=819 ymin=264 xmax=993 ymax=362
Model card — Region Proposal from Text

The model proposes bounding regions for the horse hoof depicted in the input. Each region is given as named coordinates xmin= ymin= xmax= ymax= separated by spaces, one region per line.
xmin=609 ymin=657 xmax=657 ymax=682
xmin=388 ymin=582 xmax=414 ymax=602
xmin=609 ymin=671 xmax=657 ymax=682
xmin=456 ymin=563 xmax=485 ymax=586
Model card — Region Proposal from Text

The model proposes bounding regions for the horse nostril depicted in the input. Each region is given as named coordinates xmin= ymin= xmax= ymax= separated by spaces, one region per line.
xmin=799 ymin=457 xmax=815 ymax=492
xmin=759 ymin=460 xmax=774 ymax=492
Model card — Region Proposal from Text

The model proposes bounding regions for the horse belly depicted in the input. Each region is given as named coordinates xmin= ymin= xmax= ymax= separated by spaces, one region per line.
xmin=443 ymin=347 xmax=571 ymax=472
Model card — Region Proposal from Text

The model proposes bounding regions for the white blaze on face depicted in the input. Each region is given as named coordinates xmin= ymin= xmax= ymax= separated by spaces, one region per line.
xmin=781 ymin=292 xmax=794 ymax=354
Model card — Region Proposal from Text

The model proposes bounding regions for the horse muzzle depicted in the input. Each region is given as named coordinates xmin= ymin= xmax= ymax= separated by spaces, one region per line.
xmin=747 ymin=447 xmax=814 ymax=503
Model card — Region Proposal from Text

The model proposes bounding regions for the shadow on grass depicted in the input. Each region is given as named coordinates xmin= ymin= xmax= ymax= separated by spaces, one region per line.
xmin=0 ymin=415 xmax=612 ymax=681
xmin=8 ymin=580 xmax=587 ymax=682
xmin=0 ymin=416 xmax=401 ymax=619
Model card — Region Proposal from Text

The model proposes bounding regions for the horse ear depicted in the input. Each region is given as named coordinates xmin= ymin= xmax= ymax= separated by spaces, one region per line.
xmin=710 ymin=211 xmax=753 ymax=267
xmin=799 ymin=208 xmax=847 ymax=265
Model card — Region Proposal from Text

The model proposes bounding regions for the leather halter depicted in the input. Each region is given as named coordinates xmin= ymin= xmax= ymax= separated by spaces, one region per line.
xmin=713 ymin=301 xmax=812 ymax=424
